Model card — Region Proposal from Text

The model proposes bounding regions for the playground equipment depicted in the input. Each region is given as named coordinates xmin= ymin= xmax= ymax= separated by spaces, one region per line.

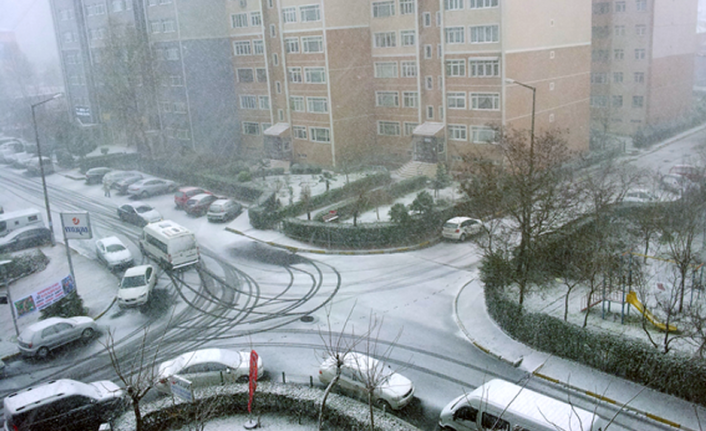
xmin=625 ymin=291 xmax=677 ymax=332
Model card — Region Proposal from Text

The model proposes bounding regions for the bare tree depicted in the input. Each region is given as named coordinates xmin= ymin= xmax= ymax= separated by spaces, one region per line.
xmin=632 ymin=268 xmax=682 ymax=354
xmin=300 ymin=185 xmax=312 ymax=220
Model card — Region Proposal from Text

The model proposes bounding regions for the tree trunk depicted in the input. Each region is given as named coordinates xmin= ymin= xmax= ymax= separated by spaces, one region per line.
xmin=318 ymin=372 xmax=340 ymax=431
xmin=132 ymin=399 xmax=143 ymax=431
xmin=368 ymin=391 xmax=375 ymax=431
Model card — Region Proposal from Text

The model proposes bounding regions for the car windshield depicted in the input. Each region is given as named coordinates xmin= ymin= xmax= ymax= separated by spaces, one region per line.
xmin=105 ymin=244 xmax=125 ymax=253
xmin=443 ymin=222 xmax=458 ymax=229
xmin=121 ymin=275 xmax=145 ymax=288
xmin=136 ymin=206 xmax=153 ymax=213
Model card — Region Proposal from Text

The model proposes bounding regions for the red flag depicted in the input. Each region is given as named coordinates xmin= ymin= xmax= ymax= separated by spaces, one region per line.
xmin=248 ymin=350 xmax=259 ymax=413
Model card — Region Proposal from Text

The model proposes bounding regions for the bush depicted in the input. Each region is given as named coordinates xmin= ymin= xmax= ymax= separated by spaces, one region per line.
xmin=389 ymin=203 xmax=411 ymax=224
xmin=291 ymin=164 xmax=322 ymax=175
xmin=55 ymin=150 xmax=75 ymax=168
xmin=78 ymin=152 xmax=141 ymax=173
xmin=237 ymin=170 xmax=252 ymax=182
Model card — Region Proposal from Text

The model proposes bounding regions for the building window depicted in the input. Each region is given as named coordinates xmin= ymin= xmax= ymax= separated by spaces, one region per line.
xmin=257 ymin=68 xmax=267 ymax=82
xmin=401 ymin=61 xmax=417 ymax=78
xmin=400 ymin=0 xmax=414 ymax=14
xmin=166 ymin=47 xmax=179 ymax=60
xmin=374 ymin=32 xmax=396 ymax=48
xmin=612 ymin=95 xmax=623 ymax=107
xmin=310 ymin=127 xmax=330 ymax=142
xmin=290 ymin=96 xmax=305 ymax=111
xmin=63 ymin=32 xmax=76 ymax=43
xmin=634 ymin=72 xmax=645 ymax=83
xmin=424 ymin=45 xmax=432 ymax=59
xmin=285 ymin=38 xmax=300 ymax=53
xmin=423 ymin=12 xmax=431 ymax=27
xmin=591 ymin=73 xmax=607 ymax=84
xmin=471 ymin=126 xmax=496 ymax=143
xmin=111 ymin=0 xmax=124 ymax=12
xmin=404 ymin=122 xmax=418 ymax=135
xmin=162 ymin=20 xmax=175 ymax=32
xmin=470 ymin=93 xmax=499 ymax=110
xmin=469 ymin=59 xmax=499 ymax=77
xmin=243 ymin=122 xmax=260 ymax=135
xmin=283 ymin=7 xmax=297 ymax=23
xmin=170 ymin=75 xmax=183 ymax=86
xmin=302 ymin=36 xmax=324 ymax=53
xmin=240 ymin=95 xmax=257 ymax=109
xmin=374 ymin=62 xmax=398 ymax=78
xmin=372 ymin=1 xmax=395 ymax=17
xmin=614 ymin=49 xmax=624 ymax=60
xmin=636 ymin=0 xmax=646 ymax=11
xmin=447 ymin=92 xmax=466 ymax=109
xmin=253 ymin=40 xmax=264 ymax=54
xmin=632 ymin=95 xmax=644 ymax=107
xmin=259 ymin=96 xmax=270 ymax=110
xmin=288 ymin=67 xmax=303 ymax=83
xmin=59 ymin=9 xmax=74 ymax=20
xmin=445 ymin=0 xmax=463 ymax=11
xmin=469 ymin=0 xmax=497 ymax=8
xmin=635 ymin=24 xmax=646 ymax=36
xmin=270 ymin=24 xmax=276 ymax=37
xmin=403 ymin=92 xmax=418 ymax=108
xmin=446 ymin=59 xmax=466 ymax=77
xmin=445 ymin=27 xmax=465 ymax=44
xmin=615 ymin=1 xmax=626 ymax=12
xmin=307 ymin=97 xmax=328 ymax=113
xmin=425 ymin=76 xmax=433 ymax=90
xmin=300 ymin=5 xmax=321 ymax=22
xmin=592 ymin=25 xmax=610 ymax=38
xmin=305 ymin=67 xmax=326 ymax=83
xmin=293 ymin=126 xmax=307 ymax=139
xmin=426 ymin=106 xmax=434 ymax=119
xmin=273 ymin=53 xmax=279 ymax=65
xmin=614 ymin=25 xmax=625 ymax=36
xmin=232 ymin=13 xmax=248 ymax=28
xmin=378 ymin=121 xmax=400 ymax=136
xmin=437 ymin=11 xmax=441 ymax=26
xmin=173 ymin=102 xmax=187 ymax=113
xmin=635 ymin=49 xmax=646 ymax=60
xmin=592 ymin=2 xmax=610 ymax=14
xmin=613 ymin=72 xmax=623 ymax=83
xmin=150 ymin=20 xmax=162 ymax=33
xmin=448 ymin=125 xmax=467 ymax=141
xmin=401 ymin=30 xmax=416 ymax=46
xmin=376 ymin=91 xmax=399 ymax=107
xmin=237 ymin=69 xmax=254 ymax=82
xmin=233 ymin=41 xmax=252 ymax=56
xmin=469 ymin=25 xmax=499 ymax=43
xmin=276 ymin=81 xmax=281 ymax=93
xmin=251 ymin=12 xmax=262 ymax=26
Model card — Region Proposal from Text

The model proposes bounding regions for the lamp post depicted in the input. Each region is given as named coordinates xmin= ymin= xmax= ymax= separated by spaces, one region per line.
xmin=31 ymin=93 xmax=63 ymax=247
xmin=505 ymin=78 xmax=536 ymax=155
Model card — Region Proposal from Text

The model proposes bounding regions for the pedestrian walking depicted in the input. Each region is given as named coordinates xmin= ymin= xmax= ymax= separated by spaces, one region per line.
xmin=103 ymin=181 xmax=111 ymax=197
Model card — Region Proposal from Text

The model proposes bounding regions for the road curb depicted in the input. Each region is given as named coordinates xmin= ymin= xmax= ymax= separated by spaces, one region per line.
xmin=225 ymin=227 xmax=439 ymax=255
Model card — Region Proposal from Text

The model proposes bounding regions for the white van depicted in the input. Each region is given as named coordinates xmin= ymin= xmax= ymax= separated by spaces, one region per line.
xmin=0 ymin=209 xmax=43 ymax=237
xmin=139 ymin=220 xmax=199 ymax=270
xmin=439 ymin=379 xmax=606 ymax=431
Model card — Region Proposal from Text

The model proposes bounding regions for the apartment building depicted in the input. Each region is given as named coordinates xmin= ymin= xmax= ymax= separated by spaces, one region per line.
xmin=591 ymin=0 xmax=697 ymax=136
xmin=231 ymin=0 xmax=591 ymax=170
xmin=49 ymin=0 xmax=239 ymax=155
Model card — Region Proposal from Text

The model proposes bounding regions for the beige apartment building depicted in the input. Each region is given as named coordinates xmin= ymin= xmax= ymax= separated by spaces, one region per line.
xmin=229 ymin=0 xmax=591 ymax=170
xmin=591 ymin=0 xmax=697 ymax=136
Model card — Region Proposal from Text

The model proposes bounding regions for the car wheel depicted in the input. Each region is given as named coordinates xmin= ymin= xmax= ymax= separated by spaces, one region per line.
xmin=237 ymin=375 xmax=249 ymax=383
xmin=140 ymin=191 xmax=149 ymax=199
xmin=375 ymin=398 xmax=392 ymax=412
xmin=36 ymin=346 xmax=50 ymax=359
xmin=81 ymin=328 xmax=95 ymax=340
xmin=459 ymin=233 xmax=466 ymax=242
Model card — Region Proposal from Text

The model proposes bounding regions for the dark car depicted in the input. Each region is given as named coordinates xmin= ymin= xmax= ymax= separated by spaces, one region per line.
xmin=184 ymin=193 xmax=220 ymax=217
xmin=174 ymin=186 xmax=211 ymax=210
xmin=0 ymin=225 xmax=51 ymax=253
xmin=117 ymin=202 xmax=163 ymax=227
xmin=85 ymin=167 xmax=113 ymax=184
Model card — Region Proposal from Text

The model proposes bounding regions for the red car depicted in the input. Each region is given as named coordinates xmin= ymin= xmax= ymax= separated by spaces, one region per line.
xmin=174 ymin=187 xmax=211 ymax=210
xmin=184 ymin=193 xmax=220 ymax=216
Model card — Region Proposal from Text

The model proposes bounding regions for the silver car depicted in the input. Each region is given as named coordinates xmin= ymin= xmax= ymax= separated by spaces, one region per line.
xmin=127 ymin=178 xmax=177 ymax=198
xmin=95 ymin=236 xmax=134 ymax=270
xmin=17 ymin=316 xmax=98 ymax=359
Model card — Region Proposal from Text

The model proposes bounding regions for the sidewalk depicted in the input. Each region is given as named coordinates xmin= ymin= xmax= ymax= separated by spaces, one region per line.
xmin=0 ymin=243 xmax=119 ymax=361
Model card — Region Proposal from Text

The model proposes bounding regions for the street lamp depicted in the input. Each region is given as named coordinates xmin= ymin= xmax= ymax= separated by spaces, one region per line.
xmin=31 ymin=92 xmax=63 ymax=247
xmin=505 ymin=78 xmax=536 ymax=153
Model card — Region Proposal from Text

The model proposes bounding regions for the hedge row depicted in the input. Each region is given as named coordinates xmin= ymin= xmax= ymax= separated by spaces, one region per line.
xmin=249 ymin=172 xmax=392 ymax=229
xmin=78 ymin=152 xmax=141 ymax=173
xmin=632 ymin=113 xmax=706 ymax=149
xmin=485 ymin=285 xmax=706 ymax=406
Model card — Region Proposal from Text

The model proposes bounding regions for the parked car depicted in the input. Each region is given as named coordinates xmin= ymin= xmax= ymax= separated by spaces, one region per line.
xmin=155 ymin=348 xmax=264 ymax=394
xmin=0 ymin=140 xmax=24 ymax=163
xmin=117 ymin=202 xmax=163 ymax=227
xmin=118 ymin=264 xmax=157 ymax=308
xmin=113 ymin=172 xmax=145 ymax=194
xmin=10 ymin=152 xmax=35 ymax=169
xmin=24 ymin=156 xmax=54 ymax=175
xmin=85 ymin=167 xmax=113 ymax=184
xmin=174 ymin=186 xmax=211 ymax=210
xmin=207 ymin=198 xmax=243 ymax=222
xmin=623 ymin=189 xmax=658 ymax=204
xmin=127 ymin=177 xmax=177 ymax=198
xmin=0 ymin=225 xmax=52 ymax=253
xmin=95 ymin=236 xmax=134 ymax=270
xmin=442 ymin=217 xmax=486 ymax=241
xmin=184 ymin=193 xmax=220 ymax=217
xmin=3 ymin=379 xmax=124 ymax=431
xmin=318 ymin=352 xmax=415 ymax=411
xmin=17 ymin=316 xmax=97 ymax=358
xmin=661 ymin=173 xmax=698 ymax=194
xmin=669 ymin=164 xmax=705 ymax=183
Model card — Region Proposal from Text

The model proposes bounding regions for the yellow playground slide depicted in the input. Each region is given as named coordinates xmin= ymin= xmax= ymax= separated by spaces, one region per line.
xmin=626 ymin=291 xmax=678 ymax=332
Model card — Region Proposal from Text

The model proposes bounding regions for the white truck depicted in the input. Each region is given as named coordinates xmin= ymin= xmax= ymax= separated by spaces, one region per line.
xmin=139 ymin=220 xmax=199 ymax=270
xmin=0 ymin=209 xmax=43 ymax=237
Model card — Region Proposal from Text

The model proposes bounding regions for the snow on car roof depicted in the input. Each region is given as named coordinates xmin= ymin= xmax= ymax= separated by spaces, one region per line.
xmin=4 ymin=379 xmax=101 ymax=410
xmin=160 ymin=348 xmax=243 ymax=375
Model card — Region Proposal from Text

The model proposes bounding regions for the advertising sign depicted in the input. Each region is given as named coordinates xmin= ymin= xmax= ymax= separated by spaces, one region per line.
xmin=60 ymin=212 xmax=93 ymax=239
xmin=13 ymin=274 xmax=75 ymax=317
xmin=170 ymin=375 xmax=194 ymax=403
xmin=248 ymin=350 xmax=259 ymax=413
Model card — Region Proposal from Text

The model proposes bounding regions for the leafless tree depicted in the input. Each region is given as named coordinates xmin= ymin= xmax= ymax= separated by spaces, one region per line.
xmin=300 ymin=185 xmax=312 ymax=220
xmin=634 ymin=268 xmax=683 ymax=354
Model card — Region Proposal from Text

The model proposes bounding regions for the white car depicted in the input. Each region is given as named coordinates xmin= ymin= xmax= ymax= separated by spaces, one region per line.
xmin=17 ymin=316 xmax=97 ymax=358
xmin=442 ymin=217 xmax=486 ymax=241
xmin=117 ymin=264 xmax=157 ymax=308
xmin=127 ymin=178 xmax=177 ymax=198
xmin=623 ymin=189 xmax=658 ymax=204
xmin=95 ymin=236 xmax=134 ymax=270
xmin=156 ymin=348 xmax=264 ymax=394
xmin=318 ymin=352 xmax=415 ymax=411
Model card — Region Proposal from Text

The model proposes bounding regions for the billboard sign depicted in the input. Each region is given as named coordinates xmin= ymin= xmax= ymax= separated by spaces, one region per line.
xmin=60 ymin=212 xmax=92 ymax=239
xmin=170 ymin=375 xmax=194 ymax=403
xmin=13 ymin=274 xmax=75 ymax=317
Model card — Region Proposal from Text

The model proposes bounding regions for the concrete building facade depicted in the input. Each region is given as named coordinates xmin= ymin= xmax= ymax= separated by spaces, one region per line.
xmin=590 ymin=0 xmax=697 ymax=137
